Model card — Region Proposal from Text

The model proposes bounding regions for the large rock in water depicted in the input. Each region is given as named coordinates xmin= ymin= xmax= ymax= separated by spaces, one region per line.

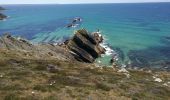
xmin=66 ymin=29 xmax=106 ymax=63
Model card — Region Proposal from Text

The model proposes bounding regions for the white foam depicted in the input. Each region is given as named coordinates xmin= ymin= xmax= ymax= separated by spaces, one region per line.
xmin=100 ymin=42 xmax=115 ymax=56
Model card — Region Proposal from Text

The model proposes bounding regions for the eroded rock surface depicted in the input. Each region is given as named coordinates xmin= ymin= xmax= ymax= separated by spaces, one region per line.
xmin=65 ymin=29 xmax=105 ymax=63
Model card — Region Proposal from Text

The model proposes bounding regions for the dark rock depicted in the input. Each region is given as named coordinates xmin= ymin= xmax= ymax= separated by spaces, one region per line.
xmin=93 ymin=32 xmax=104 ymax=44
xmin=66 ymin=29 xmax=106 ymax=63
xmin=0 ymin=13 xmax=7 ymax=20
xmin=72 ymin=17 xmax=82 ymax=23
xmin=67 ymin=24 xmax=74 ymax=28
xmin=66 ymin=17 xmax=82 ymax=28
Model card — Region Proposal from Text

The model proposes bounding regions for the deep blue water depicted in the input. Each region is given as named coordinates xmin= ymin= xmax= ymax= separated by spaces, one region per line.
xmin=1 ymin=3 xmax=170 ymax=69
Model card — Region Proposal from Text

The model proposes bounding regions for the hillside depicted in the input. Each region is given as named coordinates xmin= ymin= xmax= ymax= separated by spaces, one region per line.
xmin=0 ymin=30 xmax=170 ymax=100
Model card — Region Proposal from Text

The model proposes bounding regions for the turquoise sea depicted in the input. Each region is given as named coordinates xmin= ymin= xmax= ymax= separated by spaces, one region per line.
xmin=1 ymin=3 xmax=170 ymax=69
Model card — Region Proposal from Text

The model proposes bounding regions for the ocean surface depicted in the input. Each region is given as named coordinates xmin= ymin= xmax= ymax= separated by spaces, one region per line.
xmin=1 ymin=3 xmax=170 ymax=69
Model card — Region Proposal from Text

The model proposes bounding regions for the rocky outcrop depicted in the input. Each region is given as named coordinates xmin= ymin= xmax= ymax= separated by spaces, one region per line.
xmin=65 ymin=29 xmax=106 ymax=63
xmin=0 ymin=29 xmax=105 ymax=63
xmin=0 ymin=33 xmax=33 ymax=49
xmin=0 ymin=13 xmax=7 ymax=20
xmin=0 ymin=7 xmax=7 ymax=20
xmin=0 ymin=34 xmax=75 ymax=61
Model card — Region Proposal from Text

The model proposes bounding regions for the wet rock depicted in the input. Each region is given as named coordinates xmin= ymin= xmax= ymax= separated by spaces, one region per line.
xmin=66 ymin=17 xmax=82 ymax=28
xmin=67 ymin=23 xmax=74 ymax=28
xmin=66 ymin=29 xmax=106 ymax=63
xmin=72 ymin=17 xmax=82 ymax=23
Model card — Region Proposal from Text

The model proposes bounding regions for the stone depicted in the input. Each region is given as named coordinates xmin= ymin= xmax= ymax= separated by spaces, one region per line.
xmin=66 ymin=29 xmax=106 ymax=63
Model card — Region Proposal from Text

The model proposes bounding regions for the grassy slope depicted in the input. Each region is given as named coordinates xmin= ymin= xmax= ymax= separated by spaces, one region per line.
xmin=0 ymin=49 xmax=170 ymax=100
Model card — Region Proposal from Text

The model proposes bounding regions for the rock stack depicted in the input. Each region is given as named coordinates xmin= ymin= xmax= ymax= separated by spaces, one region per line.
xmin=65 ymin=29 xmax=106 ymax=63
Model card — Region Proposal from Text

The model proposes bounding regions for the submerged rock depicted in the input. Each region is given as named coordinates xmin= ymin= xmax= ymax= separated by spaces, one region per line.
xmin=65 ymin=29 xmax=106 ymax=63
xmin=66 ymin=17 xmax=82 ymax=28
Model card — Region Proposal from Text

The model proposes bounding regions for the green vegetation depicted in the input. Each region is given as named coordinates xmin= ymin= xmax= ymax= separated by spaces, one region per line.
xmin=0 ymin=49 xmax=169 ymax=100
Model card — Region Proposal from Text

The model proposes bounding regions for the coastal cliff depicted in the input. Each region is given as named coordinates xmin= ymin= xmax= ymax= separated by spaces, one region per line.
xmin=0 ymin=29 xmax=170 ymax=100
xmin=0 ymin=6 xmax=7 ymax=20
xmin=0 ymin=13 xmax=7 ymax=20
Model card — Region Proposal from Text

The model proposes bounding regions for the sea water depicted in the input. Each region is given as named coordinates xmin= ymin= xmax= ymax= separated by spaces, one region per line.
xmin=0 ymin=3 xmax=170 ymax=69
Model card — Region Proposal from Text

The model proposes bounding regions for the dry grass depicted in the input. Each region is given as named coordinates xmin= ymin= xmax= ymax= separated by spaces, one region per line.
xmin=0 ymin=49 xmax=170 ymax=100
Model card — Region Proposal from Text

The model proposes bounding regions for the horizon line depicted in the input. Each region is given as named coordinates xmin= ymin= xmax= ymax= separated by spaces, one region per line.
xmin=0 ymin=1 xmax=170 ymax=5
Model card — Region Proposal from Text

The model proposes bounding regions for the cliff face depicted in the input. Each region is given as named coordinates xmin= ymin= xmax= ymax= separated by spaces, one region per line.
xmin=66 ymin=29 xmax=105 ymax=63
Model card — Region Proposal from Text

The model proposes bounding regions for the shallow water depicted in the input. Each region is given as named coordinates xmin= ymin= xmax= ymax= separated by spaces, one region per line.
xmin=1 ymin=3 xmax=170 ymax=69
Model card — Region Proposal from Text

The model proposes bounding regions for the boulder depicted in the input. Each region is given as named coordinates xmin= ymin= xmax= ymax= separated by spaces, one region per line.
xmin=66 ymin=29 xmax=106 ymax=63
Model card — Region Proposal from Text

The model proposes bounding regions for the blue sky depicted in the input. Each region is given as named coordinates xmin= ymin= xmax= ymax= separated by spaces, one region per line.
xmin=0 ymin=0 xmax=170 ymax=4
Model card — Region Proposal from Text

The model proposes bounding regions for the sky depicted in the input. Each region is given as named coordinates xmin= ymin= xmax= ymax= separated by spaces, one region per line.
xmin=0 ymin=0 xmax=170 ymax=4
